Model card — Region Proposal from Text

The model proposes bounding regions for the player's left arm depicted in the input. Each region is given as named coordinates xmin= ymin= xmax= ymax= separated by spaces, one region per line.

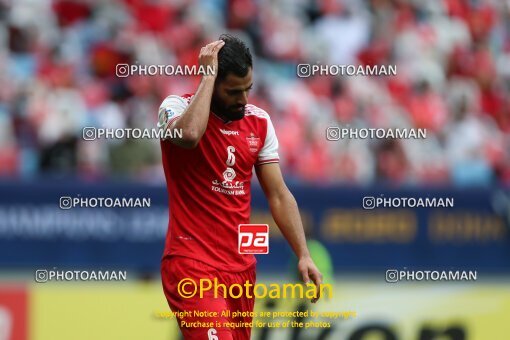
xmin=255 ymin=163 xmax=323 ymax=303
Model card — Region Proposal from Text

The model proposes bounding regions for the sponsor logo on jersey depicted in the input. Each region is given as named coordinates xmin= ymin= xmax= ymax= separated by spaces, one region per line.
xmin=238 ymin=224 xmax=269 ymax=254
xmin=220 ymin=129 xmax=240 ymax=136
xmin=211 ymin=179 xmax=245 ymax=196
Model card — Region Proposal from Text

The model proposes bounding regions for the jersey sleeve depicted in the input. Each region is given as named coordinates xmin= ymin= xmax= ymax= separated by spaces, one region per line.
xmin=157 ymin=95 xmax=188 ymax=139
xmin=256 ymin=116 xmax=280 ymax=165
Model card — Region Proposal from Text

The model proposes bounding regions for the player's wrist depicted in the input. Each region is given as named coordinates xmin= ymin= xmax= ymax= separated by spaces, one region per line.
xmin=297 ymin=251 xmax=311 ymax=261
xmin=201 ymin=73 xmax=217 ymax=83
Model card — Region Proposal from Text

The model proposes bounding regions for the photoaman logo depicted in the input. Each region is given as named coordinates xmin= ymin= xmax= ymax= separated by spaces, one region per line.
xmin=238 ymin=224 xmax=269 ymax=254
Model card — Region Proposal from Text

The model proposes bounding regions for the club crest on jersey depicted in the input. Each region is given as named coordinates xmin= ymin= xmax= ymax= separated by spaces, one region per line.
xmin=246 ymin=133 xmax=260 ymax=153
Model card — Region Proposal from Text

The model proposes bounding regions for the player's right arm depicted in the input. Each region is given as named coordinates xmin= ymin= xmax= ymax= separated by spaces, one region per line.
xmin=159 ymin=40 xmax=224 ymax=149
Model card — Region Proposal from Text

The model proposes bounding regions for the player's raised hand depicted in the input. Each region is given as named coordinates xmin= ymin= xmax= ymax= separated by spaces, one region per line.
xmin=199 ymin=40 xmax=225 ymax=79
xmin=298 ymin=256 xmax=323 ymax=303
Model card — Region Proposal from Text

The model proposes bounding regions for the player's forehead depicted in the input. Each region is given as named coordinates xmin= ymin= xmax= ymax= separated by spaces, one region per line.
xmin=220 ymin=67 xmax=253 ymax=90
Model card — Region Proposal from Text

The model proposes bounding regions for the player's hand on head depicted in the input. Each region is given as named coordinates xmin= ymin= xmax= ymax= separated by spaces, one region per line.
xmin=199 ymin=40 xmax=225 ymax=79
xmin=298 ymin=256 xmax=323 ymax=304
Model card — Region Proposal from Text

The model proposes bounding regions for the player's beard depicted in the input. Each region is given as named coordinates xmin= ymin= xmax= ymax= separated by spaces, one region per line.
xmin=211 ymin=98 xmax=245 ymax=121
xmin=225 ymin=105 xmax=245 ymax=121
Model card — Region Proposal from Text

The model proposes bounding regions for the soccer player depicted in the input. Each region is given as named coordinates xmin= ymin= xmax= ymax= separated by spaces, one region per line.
xmin=159 ymin=34 xmax=323 ymax=340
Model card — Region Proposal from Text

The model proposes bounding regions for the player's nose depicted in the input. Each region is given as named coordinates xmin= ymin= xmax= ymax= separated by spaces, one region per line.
xmin=238 ymin=92 xmax=248 ymax=106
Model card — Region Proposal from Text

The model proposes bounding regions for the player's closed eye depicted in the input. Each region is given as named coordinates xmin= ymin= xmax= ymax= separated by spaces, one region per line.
xmin=228 ymin=90 xmax=250 ymax=95
xmin=227 ymin=86 xmax=252 ymax=96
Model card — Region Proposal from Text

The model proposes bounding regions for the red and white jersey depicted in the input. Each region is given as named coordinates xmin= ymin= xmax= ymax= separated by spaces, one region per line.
xmin=159 ymin=94 xmax=279 ymax=272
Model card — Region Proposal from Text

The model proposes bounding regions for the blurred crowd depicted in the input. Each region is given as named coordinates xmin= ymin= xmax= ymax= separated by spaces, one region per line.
xmin=1 ymin=0 xmax=509 ymax=186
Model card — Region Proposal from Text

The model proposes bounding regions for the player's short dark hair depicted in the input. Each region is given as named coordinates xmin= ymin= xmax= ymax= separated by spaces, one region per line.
xmin=217 ymin=34 xmax=252 ymax=80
